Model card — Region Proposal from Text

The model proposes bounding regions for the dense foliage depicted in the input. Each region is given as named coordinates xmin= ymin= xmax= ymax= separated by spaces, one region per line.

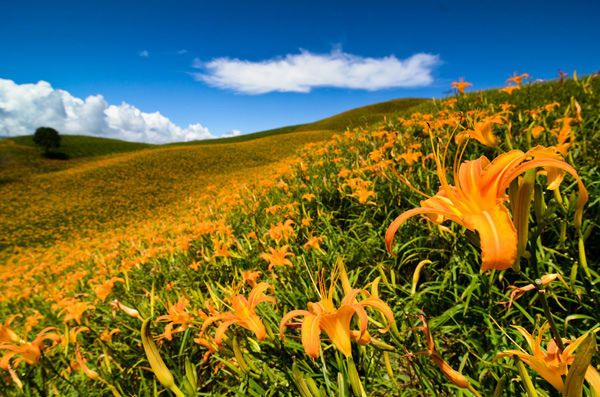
xmin=33 ymin=127 xmax=61 ymax=154
xmin=1 ymin=73 xmax=599 ymax=396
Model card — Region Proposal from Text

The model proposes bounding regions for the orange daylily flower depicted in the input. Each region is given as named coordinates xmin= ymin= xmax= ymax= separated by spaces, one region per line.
xmin=501 ymin=85 xmax=520 ymax=95
xmin=456 ymin=117 xmax=503 ymax=148
xmin=193 ymin=334 xmax=216 ymax=363
xmin=386 ymin=142 xmax=588 ymax=271
xmin=92 ymin=277 xmax=124 ymax=302
xmin=0 ymin=326 xmax=61 ymax=389
xmin=100 ymin=328 xmax=121 ymax=343
xmin=304 ymin=235 xmax=325 ymax=251
xmin=54 ymin=298 xmax=94 ymax=324
xmin=0 ymin=327 xmax=61 ymax=370
xmin=279 ymin=266 xmax=394 ymax=358
xmin=157 ymin=296 xmax=194 ymax=341
xmin=542 ymin=102 xmax=560 ymax=112
xmin=530 ymin=125 xmax=545 ymax=139
xmin=451 ymin=78 xmax=472 ymax=94
xmin=0 ymin=315 xmax=23 ymax=345
xmin=201 ymin=282 xmax=276 ymax=345
xmin=212 ymin=239 xmax=232 ymax=258
xmin=497 ymin=323 xmax=600 ymax=394
xmin=240 ymin=270 xmax=262 ymax=287
xmin=188 ymin=260 xmax=202 ymax=271
xmin=552 ymin=117 xmax=575 ymax=156
xmin=23 ymin=312 xmax=44 ymax=334
xmin=260 ymin=245 xmax=294 ymax=271
xmin=506 ymin=72 xmax=529 ymax=86
xmin=264 ymin=219 xmax=295 ymax=242
xmin=398 ymin=151 xmax=422 ymax=165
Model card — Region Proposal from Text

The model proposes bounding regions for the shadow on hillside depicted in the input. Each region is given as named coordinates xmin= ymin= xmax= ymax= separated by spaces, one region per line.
xmin=43 ymin=152 xmax=70 ymax=160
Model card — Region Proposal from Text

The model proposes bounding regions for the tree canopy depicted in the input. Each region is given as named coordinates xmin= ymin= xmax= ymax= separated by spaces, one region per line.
xmin=33 ymin=127 xmax=61 ymax=154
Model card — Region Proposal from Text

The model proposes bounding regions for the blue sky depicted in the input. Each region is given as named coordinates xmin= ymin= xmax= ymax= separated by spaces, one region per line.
xmin=1 ymin=0 xmax=599 ymax=143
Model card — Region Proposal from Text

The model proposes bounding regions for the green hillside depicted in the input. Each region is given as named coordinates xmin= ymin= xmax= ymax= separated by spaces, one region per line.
xmin=1 ymin=76 xmax=600 ymax=397
xmin=172 ymin=97 xmax=428 ymax=145
xmin=8 ymin=134 xmax=154 ymax=158
xmin=1 ymin=97 xmax=427 ymax=183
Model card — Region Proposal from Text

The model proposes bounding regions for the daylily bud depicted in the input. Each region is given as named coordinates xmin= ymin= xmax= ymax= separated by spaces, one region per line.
xmin=111 ymin=300 xmax=141 ymax=319
xmin=231 ymin=335 xmax=250 ymax=374
xmin=305 ymin=377 xmax=321 ymax=397
xmin=337 ymin=257 xmax=352 ymax=296
xmin=513 ymin=170 xmax=536 ymax=271
xmin=534 ymin=184 xmax=546 ymax=223
xmin=384 ymin=351 xmax=395 ymax=379
xmin=291 ymin=361 xmax=313 ymax=397
xmin=431 ymin=352 xmax=471 ymax=389
xmin=140 ymin=319 xmax=184 ymax=397
xmin=184 ymin=357 xmax=197 ymax=392
xmin=346 ymin=356 xmax=366 ymax=397
xmin=515 ymin=358 xmax=538 ymax=397
xmin=411 ymin=260 xmax=431 ymax=296
xmin=337 ymin=372 xmax=350 ymax=397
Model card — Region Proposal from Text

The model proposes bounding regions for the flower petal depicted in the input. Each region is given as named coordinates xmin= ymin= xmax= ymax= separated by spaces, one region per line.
xmin=502 ymin=154 xmax=588 ymax=229
xmin=386 ymin=207 xmax=463 ymax=253
xmin=300 ymin=313 xmax=322 ymax=359
xmin=466 ymin=205 xmax=517 ymax=271
xmin=319 ymin=307 xmax=354 ymax=357
xmin=358 ymin=297 xmax=395 ymax=332
xmin=279 ymin=310 xmax=311 ymax=341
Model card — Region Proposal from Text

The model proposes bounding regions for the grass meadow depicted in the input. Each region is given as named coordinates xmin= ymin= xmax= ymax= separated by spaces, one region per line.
xmin=0 ymin=74 xmax=599 ymax=396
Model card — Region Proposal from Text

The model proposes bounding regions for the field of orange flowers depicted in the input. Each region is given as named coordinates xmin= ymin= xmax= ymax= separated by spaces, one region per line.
xmin=1 ymin=72 xmax=599 ymax=397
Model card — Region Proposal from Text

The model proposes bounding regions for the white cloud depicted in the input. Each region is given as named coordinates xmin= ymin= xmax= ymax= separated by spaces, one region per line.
xmin=0 ymin=78 xmax=215 ymax=144
xmin=192 ymin=49 xmax=440 ymax=94
xmin=139 ymin=50 xmax=149 ymax=57
xmin=221 ymin=129 xmax=241 ymax=138
xmin=177 ymin=49 xmax=188 ymax=55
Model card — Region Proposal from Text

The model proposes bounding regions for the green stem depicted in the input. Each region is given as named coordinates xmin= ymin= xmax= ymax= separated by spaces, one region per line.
xmin=535 ymin=279 xmax=566 ymax=352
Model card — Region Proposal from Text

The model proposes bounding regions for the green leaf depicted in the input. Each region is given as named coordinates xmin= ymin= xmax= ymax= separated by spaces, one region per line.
xmin=563 ymin=333 xmax=596 ymax=397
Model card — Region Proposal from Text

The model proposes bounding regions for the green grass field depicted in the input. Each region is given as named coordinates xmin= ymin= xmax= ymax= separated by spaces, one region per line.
xmin=1 ymin=77 xmax=599 ymax=397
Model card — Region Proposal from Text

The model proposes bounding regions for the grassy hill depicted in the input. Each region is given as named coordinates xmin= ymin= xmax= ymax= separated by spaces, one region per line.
xmin=1 ymin=97 xmax=427 ymax=183
xmin=2 ymin=78 xmax=598 ymax=396
xmin=8 ymin=134 xmax=154 ymax=158
xmin=0 ymin=129 xmax=334 ymax=251
xmin=0 ymin=96 xmax=427 ymax=250
xmin=171 ymin=97 xmax=428 ymax=145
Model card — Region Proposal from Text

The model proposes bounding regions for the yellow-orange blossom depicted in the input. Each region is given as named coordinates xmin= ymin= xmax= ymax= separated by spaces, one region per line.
xmin=386 ymin=144 xmax=587 ymax=271
xmin=279 ymin=267 xmax=394 ymax=358
xmin=497 ymin=323 xmax=600 ymax=394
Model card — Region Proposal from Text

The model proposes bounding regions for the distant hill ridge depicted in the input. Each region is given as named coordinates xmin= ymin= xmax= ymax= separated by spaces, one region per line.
xmin=4 ymin=97 xmax=428 ymax=158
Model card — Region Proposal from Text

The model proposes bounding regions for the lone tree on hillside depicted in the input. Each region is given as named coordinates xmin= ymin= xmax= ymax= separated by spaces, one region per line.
xmin=33 ymin=127 xmax=61 ymax=155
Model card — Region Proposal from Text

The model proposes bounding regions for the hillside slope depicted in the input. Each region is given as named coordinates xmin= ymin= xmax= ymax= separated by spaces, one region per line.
xmin=1 ymin=76 xmax=599 ymax=396
xmin=0 ymin=129 xmax=334 ymax=251
xmin=1 ymin=97 xmax=426 ymax=182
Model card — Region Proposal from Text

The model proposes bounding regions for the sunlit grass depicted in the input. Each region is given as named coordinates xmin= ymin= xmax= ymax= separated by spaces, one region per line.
xmin=1 ymin=74 xmax=599 ymax=396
